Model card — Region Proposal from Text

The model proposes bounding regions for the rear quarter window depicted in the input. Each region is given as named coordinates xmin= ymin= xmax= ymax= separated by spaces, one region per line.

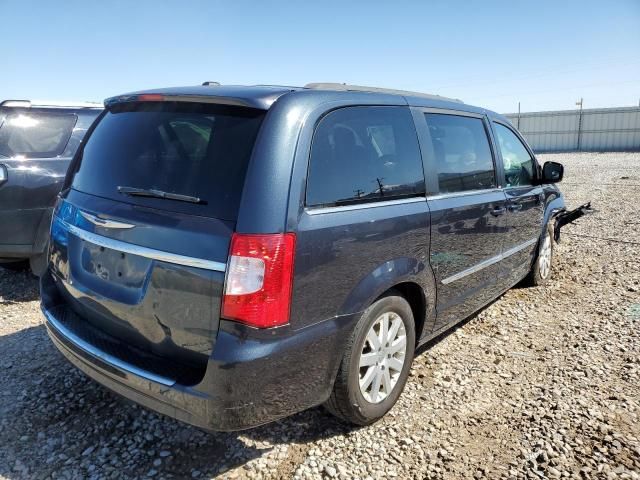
xmin=0 ymin=110 xmax=77 ymax=158
xmin=306 ymin=106 xmax=425 ymax=207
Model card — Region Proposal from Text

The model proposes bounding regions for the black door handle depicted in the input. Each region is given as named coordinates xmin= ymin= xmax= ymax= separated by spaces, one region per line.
xmin=490 ymin=206 xmax=506 ymax=216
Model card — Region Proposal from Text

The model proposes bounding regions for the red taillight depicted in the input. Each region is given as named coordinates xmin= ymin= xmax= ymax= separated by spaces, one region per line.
xmin=137 ymin=94 xmax=164 ymax=102
xmin=222 ymin=233 xmax=296 ymax=328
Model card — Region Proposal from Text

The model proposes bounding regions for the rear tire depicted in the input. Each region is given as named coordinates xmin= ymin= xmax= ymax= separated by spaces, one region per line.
xmin=324 ymin=292 xmax=416 ymax=426
xmin=525 ymin=222 xmax=554 ymax=287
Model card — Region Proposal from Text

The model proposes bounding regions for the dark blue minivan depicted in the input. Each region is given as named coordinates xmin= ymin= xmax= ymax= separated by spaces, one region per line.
xmin=41 ymin=83 xmax=569 ymax=431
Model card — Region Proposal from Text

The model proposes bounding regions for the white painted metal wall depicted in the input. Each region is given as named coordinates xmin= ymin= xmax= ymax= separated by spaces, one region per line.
xmin=504 ymin=107 xmax=640 ymax=152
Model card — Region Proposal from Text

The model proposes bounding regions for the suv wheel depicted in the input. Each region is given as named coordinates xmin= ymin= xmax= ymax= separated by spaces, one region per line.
xmin=324 ymin=292 xmax=415 ymax=425
xmin=525 ymin=223 xmax=554 ymax=286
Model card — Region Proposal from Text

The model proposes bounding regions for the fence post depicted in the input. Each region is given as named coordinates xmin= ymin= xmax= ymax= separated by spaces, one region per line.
xmin=576 ymin=98 xmax=583 ymax=151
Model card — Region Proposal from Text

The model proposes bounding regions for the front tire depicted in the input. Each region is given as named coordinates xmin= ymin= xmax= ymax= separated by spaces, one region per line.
xmin=324 ymin=292 xmax=416 ymax=426
xmin=525 ymin=223 xmax=554 ymax=286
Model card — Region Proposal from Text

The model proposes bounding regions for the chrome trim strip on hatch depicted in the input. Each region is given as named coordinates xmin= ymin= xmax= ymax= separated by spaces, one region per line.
xmin=80 ymin=211 xmax=136 ymax=229
xmin=61 ymin=220 xmax=227 ymax=272
xmin=441 ymin=238 xmax=538 ymax=285
xmin=42 ymin=307 xmax=175 ymax=387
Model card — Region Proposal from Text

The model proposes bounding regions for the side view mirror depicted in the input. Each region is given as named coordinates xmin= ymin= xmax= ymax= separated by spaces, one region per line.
xmin=541 ymin=161 xmax=564 ymax=184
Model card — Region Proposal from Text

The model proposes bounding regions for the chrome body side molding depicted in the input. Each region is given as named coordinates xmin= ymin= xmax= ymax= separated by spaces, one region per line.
xmin=306 ymin=197 xmax=426 ymax=216
xmin=441 ymin=238 xmax=538 ymax=285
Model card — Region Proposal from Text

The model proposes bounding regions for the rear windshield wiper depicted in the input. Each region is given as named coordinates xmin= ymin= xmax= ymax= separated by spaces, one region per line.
xmin=117 ymin=186 xmax=205 ymax=204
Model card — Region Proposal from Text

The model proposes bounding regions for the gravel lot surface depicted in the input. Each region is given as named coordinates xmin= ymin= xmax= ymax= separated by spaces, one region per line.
xmin=1 ymin=152 xmax=639 ymax=480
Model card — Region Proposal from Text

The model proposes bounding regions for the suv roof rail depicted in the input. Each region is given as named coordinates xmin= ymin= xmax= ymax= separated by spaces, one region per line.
xmin=0 ymin=100 xmax=32 ymax=108
xmin=0 ymin=99 xmax=103 ymax=109
xmin=304 ymin=83 xmax=463 ymax=103
xmin=202 ymin=81 xmax=221 ymax=86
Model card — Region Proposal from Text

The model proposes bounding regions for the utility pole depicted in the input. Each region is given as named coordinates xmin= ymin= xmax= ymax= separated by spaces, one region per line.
xmin=517 ymin=101 xmax=521 ymax=129
xmin=576 ymin=98 xmax=584 ymax=151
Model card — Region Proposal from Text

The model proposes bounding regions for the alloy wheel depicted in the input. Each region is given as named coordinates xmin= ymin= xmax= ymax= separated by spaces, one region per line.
xmin=538 ymin=231 xmax=552 ymax=279
xmin=358 ymin=311 xmax=407 ymax=403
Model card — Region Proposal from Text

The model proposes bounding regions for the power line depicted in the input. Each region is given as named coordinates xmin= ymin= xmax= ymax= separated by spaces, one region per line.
xmin=479 ymin=79 xmax=640 ymax=100
xmin=428 ymin=57 xmax=640 ymax=91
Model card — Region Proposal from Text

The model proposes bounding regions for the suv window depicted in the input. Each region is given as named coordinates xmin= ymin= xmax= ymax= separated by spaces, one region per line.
xmin=72 ymin=102 xmax=265 ymax=221
xmin=306 ymin=106 xmax=425 ymax=207
xmin=493 ymin=123 xmax=535 ymax=187
xmin=424 ymin=113 xmax=495 ymax=193
xmin=0 ymin=111 xmax=77 ymax=158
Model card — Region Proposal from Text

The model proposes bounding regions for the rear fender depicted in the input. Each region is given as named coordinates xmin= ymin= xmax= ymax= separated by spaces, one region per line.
xmin=33 ymin=207 xmax=54 ymax=254
xmin=338 ymin=257 xmax=437 ymax=338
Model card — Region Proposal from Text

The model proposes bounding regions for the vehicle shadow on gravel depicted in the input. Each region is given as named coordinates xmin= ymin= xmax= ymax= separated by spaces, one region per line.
xmin=0 ymin=267 xmax=39 ymax=303
xmin=415 ymin=296 xmax=500 ymax=357
xmin=0 ymin=324 xmax=357 ymax=479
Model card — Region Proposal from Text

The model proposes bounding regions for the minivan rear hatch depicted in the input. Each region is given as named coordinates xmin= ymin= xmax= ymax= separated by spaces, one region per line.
xmin=46 ymin=99 xmax=266 ymax=384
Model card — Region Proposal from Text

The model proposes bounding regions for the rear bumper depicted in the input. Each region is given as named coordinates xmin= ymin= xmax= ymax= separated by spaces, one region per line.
xmin=42 ymin=288 xmax=356 ymax=431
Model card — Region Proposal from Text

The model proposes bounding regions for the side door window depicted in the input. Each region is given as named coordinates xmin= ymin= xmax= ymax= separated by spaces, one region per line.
xmin=493 ymin=123 xmax=535 ymax=187
xmin=423 ymin=113 xmax=496 ymax=193
xmin=306 ymin=106 xmax=425 ymax=207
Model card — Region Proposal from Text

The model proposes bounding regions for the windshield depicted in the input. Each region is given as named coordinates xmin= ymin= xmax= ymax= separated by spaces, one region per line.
xmin=71 ymin=102 xmax=265 ymax=221
xmin=0 ymin=110 xmax=77 ymax=158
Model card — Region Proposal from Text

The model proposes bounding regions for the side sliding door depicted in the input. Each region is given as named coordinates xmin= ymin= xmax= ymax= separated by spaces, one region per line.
xmin=412 ymin=109 xmax=510 ymax=332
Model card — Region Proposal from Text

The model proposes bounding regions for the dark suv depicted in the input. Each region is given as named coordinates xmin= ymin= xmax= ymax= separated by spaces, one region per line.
xmin=41 ymin=83 xmax=570 ymax=431
xmin=0 ymin=100 xmax=102 ymax=274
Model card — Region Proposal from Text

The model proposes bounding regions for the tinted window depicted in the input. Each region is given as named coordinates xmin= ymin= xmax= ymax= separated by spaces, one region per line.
xmin=72 ymin=102 xmax=265 ymax=221
xmin=493 ymin=123 xmax=535 ymax=187
xmin=306 ymin=107 xmax=425 ymax=207
xmin=424 ymin=114 xmax=495 ymax=193
xmin=0 ymin=111 xmax=77 ymax=158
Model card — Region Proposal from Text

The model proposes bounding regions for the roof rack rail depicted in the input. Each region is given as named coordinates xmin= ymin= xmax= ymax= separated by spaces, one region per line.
xmin=0 ymin=100 xmax=31 ymax=108
xmin=304 ymin=83 xmax=463 ymax=103
xmin=1 ymin=99 xmax=102 ymax=109
xmin=202 ymin=81 xmax=221 ymax=86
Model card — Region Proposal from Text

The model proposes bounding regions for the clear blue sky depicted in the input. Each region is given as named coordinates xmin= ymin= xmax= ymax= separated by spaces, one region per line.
xmin=2 ymin=0 xmax=639 ymax=113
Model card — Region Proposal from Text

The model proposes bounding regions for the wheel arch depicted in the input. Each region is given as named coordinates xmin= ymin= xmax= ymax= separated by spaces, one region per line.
xmin=542 ymin=193 xmax=566 ymax=238
xmin=337 ymin=257 xmax=436 ymax=343
xmin=377 ymin=282 xmax=428 ymax=344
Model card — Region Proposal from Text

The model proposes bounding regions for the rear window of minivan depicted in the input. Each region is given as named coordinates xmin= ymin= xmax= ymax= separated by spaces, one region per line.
xmin=71 ymin=102 xmax=265 ymax=221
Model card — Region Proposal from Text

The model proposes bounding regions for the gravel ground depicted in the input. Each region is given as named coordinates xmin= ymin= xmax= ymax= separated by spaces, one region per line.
xmin=1 ymin=151 xmax=639 ymax=480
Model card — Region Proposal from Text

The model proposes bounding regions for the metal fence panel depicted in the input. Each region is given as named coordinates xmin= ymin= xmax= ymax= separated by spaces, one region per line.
xmin=504 ymin=107 xmax=640 ymax=152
